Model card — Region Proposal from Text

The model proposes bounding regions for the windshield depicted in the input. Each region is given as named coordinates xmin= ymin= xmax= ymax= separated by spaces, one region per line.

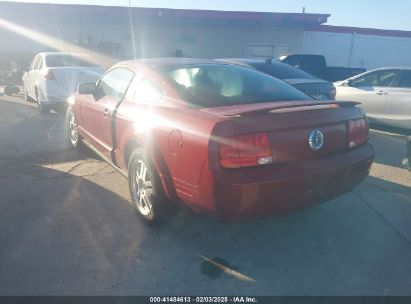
xmin=45 ymin=55 xmax=100 ymax=67
xmin=249 ymin=63 xmax=315 ymax=79
xmin=164 ymin=64 xmax=311 ymax=107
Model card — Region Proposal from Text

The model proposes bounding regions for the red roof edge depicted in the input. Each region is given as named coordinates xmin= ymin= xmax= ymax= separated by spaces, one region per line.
xmin=308 ymin=25 xmax=411 ymax=39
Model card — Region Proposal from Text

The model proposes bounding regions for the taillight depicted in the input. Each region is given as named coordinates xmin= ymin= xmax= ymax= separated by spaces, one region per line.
xmin=348 ymin=118 xmax=368 ymax=148
xmin=41 ymin=69 xmax=55 ymax=80
xmin=219 ymin=132 xmax=273 ymax=169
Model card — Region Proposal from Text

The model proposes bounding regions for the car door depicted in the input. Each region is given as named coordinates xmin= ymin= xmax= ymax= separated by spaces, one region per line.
xmin=114 ymin=75 xmax=165 ymax=165
xmin=384 ymin=70 xmax=411 ymax=129
xmin=336 ymin=69 xmax=398 ymax=124
xmin=80 ymin=67 xmax=135 ymax=160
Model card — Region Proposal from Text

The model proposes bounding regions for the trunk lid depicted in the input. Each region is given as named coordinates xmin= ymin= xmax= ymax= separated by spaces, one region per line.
xmin=208 ymin=100 xmax=363 ymax=163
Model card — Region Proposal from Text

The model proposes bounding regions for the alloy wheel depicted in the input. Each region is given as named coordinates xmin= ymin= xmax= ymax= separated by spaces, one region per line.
xmin=131 ymin=160 xmax=153 ymax=216
xmin=68 ymin=111 xmax=79 ymax=146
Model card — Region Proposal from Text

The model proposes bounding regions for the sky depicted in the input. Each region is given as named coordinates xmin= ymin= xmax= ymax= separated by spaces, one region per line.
xmin=3 ymin=0 xmax=411 ymax=31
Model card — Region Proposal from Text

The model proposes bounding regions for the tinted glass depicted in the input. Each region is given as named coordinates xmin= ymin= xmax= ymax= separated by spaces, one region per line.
xmin=45 ymin=55 xmax=100 ymax=67
xmin=250 ymin=63 xmax=315 ymax=79
xmin=164 ymin=64 xmax=312 ymax=108
xmin=350 ymin=70 xmax=397 ymax=87
xmin=396 ymin=71 xmax=411 ymax=88
xmin=95 ymin=68 xmax=134 ymax=101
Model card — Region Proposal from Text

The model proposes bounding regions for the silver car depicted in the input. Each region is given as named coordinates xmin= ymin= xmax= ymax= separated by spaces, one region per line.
xmin=335 ymin=68 xmax=411 ymax=129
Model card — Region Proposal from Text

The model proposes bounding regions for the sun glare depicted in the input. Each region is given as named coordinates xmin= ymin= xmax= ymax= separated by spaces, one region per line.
xmin=0 ymin=17 xmax=114 ymax=67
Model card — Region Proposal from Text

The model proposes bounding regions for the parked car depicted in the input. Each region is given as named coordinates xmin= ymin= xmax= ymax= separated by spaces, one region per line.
xmin=335 ymin=68 xmax=411 ymax=129
xmin=23 ymin=52 xmax=105 ymax=114
xmin=274 ymin=54 xmax=366 ymax=82
xmin=67 ymin=58 xmax=374 ymax=223
xmin=217 ymin=58 xmax=336 ymax=100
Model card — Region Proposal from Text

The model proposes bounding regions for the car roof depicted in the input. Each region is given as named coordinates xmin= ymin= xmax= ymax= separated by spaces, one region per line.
xmin=119 ymin=58 xmax=221 ymax=70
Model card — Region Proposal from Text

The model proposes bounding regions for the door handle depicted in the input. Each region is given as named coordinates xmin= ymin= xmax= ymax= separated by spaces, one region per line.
xmin=376 ymin=91 xmax=388 ymax=95
xmin=103 ymin=109 xmax=110 ymax=118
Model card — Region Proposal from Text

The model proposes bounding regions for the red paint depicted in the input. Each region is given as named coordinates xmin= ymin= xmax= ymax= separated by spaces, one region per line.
xmin=72 ymin=59 xmax=374 ymax=222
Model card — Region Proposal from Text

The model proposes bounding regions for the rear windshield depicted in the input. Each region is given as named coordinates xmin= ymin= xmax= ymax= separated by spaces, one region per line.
xmin=163 ymin=64 xmax=312 ymax=108
xmin=45 ymin=55 xmax=100 ymax=67
xmin=250 ymin=63 xmax=315 ymax=79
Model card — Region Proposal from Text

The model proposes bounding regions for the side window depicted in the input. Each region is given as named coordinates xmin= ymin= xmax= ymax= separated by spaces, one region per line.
xmin=133 ymin=78 xmax=164 ymax=104
xmin=350 ymin=70 xmax=397 ymax=87
xmin=95 ymin=68 xmax=134 ymax=101
xmin=286 ymin=56 xmax=303 ymax=68
xmin=396 ymin=71 xmax=411 ymax=88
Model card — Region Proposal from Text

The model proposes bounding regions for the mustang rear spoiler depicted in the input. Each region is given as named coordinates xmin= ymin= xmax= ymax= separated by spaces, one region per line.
xmin=229 ymin=101 xmax=361 ymax=117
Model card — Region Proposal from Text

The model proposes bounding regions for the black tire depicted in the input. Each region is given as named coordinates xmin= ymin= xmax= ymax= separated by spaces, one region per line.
xmin=36 ymin=89 xmax=50 ymax=114
xmin=66 ymin=107 xmax=81 ymax=149
xmin=128 ymin=148 xmax=167 ymax=224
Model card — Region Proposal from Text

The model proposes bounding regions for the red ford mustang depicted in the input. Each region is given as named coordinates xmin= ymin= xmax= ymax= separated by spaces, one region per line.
xmin=66 ymin=58 xmax=374 ymax=223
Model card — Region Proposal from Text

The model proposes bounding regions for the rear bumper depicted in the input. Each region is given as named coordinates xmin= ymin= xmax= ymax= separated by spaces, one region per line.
xmin=40 ymin=82 xmax=74 ymax=105
xmin=213 ymin=143 xmax=375 ymax=222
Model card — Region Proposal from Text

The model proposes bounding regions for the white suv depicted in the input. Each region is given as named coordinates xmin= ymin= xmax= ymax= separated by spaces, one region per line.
xmin=23 ymin=52 xmax=105 ymax=114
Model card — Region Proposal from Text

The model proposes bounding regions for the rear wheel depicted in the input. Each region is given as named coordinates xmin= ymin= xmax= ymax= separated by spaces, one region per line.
xmin=66 ymin=107 xmax=81 ymax=149
xmin=36 ymin=89 xmax=50 ymax=114
xmin=128 ymin=148 xmax=167 ymax=223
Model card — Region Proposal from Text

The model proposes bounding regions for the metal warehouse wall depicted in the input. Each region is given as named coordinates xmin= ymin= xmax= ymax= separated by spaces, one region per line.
xmin=303 ymin=30 xmax=411 ymax=70
xmin=132 ymin=22 xmax=305 ymax=59
xmin=0 ymin=1 xmax=315 ymax=70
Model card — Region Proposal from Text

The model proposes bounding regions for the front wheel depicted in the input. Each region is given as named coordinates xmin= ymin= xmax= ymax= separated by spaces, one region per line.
xmin=128 ymin=148 xmax=167 ymax=224
xmin=66 ymin=107 xmax=81 ymax=149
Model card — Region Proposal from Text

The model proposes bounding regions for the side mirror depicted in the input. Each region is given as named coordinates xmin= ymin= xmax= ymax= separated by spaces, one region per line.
xmin=79 ymin=82 xmax=96 ymax=95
